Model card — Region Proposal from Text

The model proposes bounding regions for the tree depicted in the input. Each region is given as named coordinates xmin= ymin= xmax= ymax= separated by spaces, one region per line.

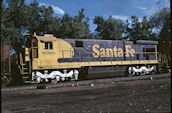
xmin=159 ymin=16 xmax=171 ymax=41
xmin=149 ymin=6 xmax=171 ymax=67
xmin=1 ymin=0 xmax=25 ymax=52
xmin=60 ymin=13 xmax=73 ymax=38
xmin=150 ymin=7 xmax=170 ymax=29
xmin=1 ymin=0 xmax=92 ymax=53
xmin=158 ymin=10 xmax=171 ymax=64
xmin=27 ymin=0 xmax=42 ymax=34
xmin=94 ymin=16 xmax=123 ymax=40
xmin=149 ymin=7 xmax=170 ymax=38
xmin=72 ymin=8 xmax=91 ymax=39
xmin=38 ymin=5 xmax=60 ymax=35
xmin=59 ymin=9 xmax=91 ymax=39
xmin=124 ymin=16 xmax=156 ymax=41
xmin=2 ymin=0 xmax=62 ymax=50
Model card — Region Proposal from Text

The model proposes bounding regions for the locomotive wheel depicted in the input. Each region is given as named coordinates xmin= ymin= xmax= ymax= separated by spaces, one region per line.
xmin=128 ymin=71 xmax=134 ymax=77
xmin=128 ymin=73 xmax=133 ymax=77
xmin=126 ymin=67 xmax=132 ymax=77
xmin=51 ymin=79 xmax=58 ymax=84
xmin=141 ymin=69 xmax=147 ymax=75
xmin=151 ymin=69 xmax=157 ymax=75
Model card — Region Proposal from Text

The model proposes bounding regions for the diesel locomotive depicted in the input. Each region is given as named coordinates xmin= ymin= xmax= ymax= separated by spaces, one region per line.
xmin=17 ymin=33 xmax=159 ymax=83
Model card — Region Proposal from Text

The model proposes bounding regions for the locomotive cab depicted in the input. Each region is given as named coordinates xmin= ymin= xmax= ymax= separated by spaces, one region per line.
xmin=18 ymin=33 xmax=56 ymax=81
xmin=18 ymin=33 xmax=75 ymax=82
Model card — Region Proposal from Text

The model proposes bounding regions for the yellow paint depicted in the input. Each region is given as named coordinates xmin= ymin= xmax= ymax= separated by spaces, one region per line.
xmin=92 ymin=44 xmax=135 ymax=58
xmin=125 ymin=45 xmax=130 ymax=57
xmin=113 ymin=47 xmax=118 ymax=57
xmin=25 ymin=48 xmax=29 ymax=61
xmin=92 ymin=44 xmax=100 ymax=58
xmin=31 ymin=34 xmax=74 ymax=70
xmin=125 ymin=45 xmax=135 ymax=57
xmin=21 ymin=34 xmax=158 ymax=71
xmin=100 ymin=48 xmax=105 ymax=57
xmin=32 ymin=60 xmax=158 ymax=70
xmin=106 ymin=48 xmax=113 ymax=57
xmin=118 ymin=48 xmax=123 ymax=57
xmin=130 ymin=49 xmax=135 ymax=57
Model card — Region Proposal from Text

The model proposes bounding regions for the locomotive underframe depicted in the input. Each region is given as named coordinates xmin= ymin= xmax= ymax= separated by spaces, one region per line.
xmin=30 ymin=63 xmax=158 ymax=83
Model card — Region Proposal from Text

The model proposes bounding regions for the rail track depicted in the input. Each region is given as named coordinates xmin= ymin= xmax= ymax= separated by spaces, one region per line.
xmin=2 ymin=73 xmax=170 ymax=92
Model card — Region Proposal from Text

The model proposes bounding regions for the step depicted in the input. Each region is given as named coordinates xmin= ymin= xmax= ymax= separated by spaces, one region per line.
xmin=23 ymin=66 xmax=29 ymax=68
xmin=23 ymin=70 xmax=29 ymax=73
xmin=22 ymin=64 xmax=27 ymax=66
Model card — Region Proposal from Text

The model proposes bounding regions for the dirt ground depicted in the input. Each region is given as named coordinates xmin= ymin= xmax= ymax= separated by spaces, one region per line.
xmin=2 ymin=77 xmax=171 ymax=113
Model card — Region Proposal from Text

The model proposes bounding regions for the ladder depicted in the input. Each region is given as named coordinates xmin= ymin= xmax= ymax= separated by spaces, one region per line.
xmin=19 ymin=53 xmax=31 ymax=82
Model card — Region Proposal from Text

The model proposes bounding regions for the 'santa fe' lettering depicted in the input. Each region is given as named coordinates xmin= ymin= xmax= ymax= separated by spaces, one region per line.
xmin=92 ymin=44 xmax=135 ymax=58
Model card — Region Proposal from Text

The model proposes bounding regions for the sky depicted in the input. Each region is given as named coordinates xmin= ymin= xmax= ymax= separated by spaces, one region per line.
xmin=6 ymin=0 xmax=171 ymax=32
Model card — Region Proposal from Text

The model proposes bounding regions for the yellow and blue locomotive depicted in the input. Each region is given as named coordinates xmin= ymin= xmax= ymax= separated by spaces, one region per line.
xmin=18 ymin=33 xmax=159 ymax=83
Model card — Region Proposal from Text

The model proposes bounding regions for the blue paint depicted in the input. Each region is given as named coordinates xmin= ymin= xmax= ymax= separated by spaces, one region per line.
xmin=58 ymin=39 xmax=157 ymax=63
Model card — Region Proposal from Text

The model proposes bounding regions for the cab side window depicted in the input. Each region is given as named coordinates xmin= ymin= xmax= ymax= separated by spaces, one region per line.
xmin=45 ymin=42 xmax=53 ymax=49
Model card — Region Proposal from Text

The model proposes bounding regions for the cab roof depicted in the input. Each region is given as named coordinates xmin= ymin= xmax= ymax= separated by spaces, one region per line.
xmin=33 ymin=33 xmax=57 ymax=42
